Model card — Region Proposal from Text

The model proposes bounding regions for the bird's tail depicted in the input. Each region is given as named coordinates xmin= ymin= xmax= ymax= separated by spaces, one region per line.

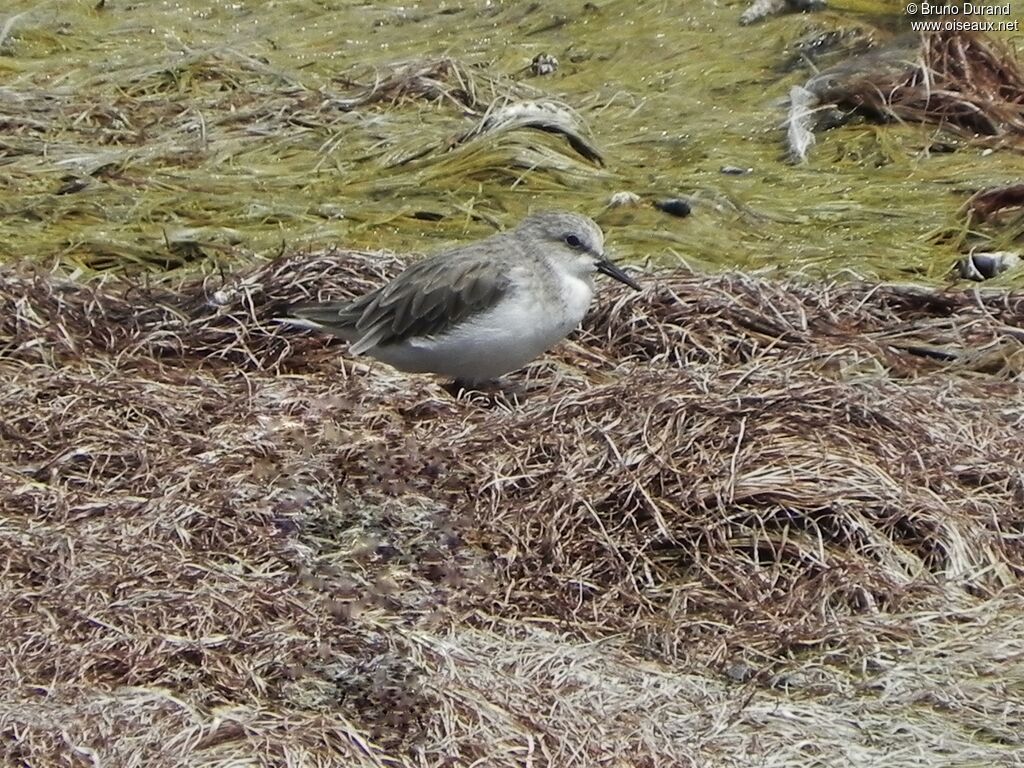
xmin=277 ymin=301 xmax=358 ymax=338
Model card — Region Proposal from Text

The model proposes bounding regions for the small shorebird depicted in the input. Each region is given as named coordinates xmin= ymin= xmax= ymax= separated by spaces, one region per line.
xmin=286 ymin=211 xmax=640 ymax=388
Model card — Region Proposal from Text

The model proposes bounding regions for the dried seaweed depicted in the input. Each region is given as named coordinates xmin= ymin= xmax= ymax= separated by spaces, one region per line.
xmin=790 ymin=30 xmax=1024 ymax=161
xmin=3 ymin=254 xmax=1024 ymax=765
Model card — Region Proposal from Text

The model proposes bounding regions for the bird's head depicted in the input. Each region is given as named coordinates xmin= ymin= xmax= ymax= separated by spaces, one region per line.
xmin=517 ymin=211 xmax=641 ymax=290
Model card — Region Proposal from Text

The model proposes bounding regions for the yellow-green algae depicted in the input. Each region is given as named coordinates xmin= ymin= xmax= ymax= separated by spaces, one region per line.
xmin=1 ymin=0 xmax=1023 ymax=283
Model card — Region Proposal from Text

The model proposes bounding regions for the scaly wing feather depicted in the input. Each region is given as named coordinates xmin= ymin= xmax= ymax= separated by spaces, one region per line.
xmin=289 ymin=243 xmax=514 ymax=354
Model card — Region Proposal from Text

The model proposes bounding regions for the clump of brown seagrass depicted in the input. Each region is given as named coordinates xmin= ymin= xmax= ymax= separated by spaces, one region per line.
xmin=789 ymin=30 xmax=1024 ymax=160
xmin=3 ymin=254 xmax=1024 ymax=767
xmin=330 ymin=57 xmax=605 ymax=169
xmin=949 ymin=184 xmax=1024 ymax=280
xmin=332 ymin=56 xmax=495 ymax=110
xmin=966 ymin=184 xmax=1024 ymax=229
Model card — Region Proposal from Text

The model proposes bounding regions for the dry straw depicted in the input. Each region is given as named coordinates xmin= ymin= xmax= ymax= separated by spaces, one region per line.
xmin=2 ymin=253 xmax=1023 ymax=765
xmin=789 ymin=30 xmax=1024 ymax=161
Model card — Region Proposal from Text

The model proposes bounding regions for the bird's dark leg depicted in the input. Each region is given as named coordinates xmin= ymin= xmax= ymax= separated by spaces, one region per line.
xmin=444 ymin=379 xmax=527 ymax=401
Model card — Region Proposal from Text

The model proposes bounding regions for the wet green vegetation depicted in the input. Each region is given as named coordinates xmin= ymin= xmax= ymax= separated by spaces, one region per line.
xmin=2 ymin=0 xmax=1022 ymax=282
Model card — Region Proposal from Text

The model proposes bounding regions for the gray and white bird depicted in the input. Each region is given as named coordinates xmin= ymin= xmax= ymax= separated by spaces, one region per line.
xmin=286 ymin=211 xmax=640 ymax=387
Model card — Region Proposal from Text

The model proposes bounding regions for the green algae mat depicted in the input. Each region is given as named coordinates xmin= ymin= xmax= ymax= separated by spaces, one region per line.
xmin=2 ymin=0 xmax=1023 ymax=282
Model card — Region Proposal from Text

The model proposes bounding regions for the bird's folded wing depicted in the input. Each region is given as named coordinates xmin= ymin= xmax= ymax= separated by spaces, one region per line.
xmin=291 ymin=253 xmax=512 ymax=354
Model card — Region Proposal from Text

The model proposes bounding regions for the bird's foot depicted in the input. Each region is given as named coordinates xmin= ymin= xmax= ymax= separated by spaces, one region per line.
xmin=444 ymin=378 xmax=527 ymax=404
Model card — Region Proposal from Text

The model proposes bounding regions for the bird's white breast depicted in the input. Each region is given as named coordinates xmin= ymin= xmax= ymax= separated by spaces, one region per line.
xmin=555 ymin=271 xmax=596 ymax=332
xmin=366 ymin=265 xmax=595 ymax=383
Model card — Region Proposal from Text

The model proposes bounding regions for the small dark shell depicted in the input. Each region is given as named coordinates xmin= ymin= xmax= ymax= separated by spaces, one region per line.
xmin=654 ymin=198 xmax=692 ymax=218
xmin=955 ymin=251 xmax=1021 ymax=281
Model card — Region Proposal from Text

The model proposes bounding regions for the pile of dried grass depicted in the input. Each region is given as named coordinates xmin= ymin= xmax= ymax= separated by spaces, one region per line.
xmin=789 ymin=30 xmax=1024 ymax=161
xmin=966 ymin=183 xmax=1024 ymax=233
xmin=332 ymin=56 xmax=494 ymax=111
xmin=3 ymin=253 xmax=1024 ymax=765
xmin=949 ymin=183 xmax=1024 ymax=279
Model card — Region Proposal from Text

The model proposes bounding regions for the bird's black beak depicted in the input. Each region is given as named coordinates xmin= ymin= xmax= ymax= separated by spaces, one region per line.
xmin=596 ymin=257 xmax=641 ymax=291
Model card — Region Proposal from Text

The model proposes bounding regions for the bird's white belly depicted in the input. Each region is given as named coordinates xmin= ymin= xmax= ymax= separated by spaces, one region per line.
xmin=370 ymin=274 xmax=594 ymax=383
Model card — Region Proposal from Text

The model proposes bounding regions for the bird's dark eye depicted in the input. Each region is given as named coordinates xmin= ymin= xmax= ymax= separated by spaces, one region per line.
xmin=565 ymin=234 xmax=583 ymax=249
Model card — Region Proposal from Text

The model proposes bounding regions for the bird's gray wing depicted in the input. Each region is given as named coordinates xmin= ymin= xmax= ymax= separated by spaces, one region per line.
xmin=290 ymin=248 xmax=513 ymax=354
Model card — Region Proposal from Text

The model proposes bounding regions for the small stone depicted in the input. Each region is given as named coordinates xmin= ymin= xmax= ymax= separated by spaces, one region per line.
xmin=608 ymin=191 xmax=642 ymax=208
xmin=654 ymin=198 xmax=692 ymax=218
xmin=720 ymin=165 xmax=753 ymax=175
xmin=725 ymin=662 xmax=755 ymax=682
xmin=315 ymin=203 xmax=345 ymax=220
xmin=530 ymin=53 xmax=559 ymax=76
xmin=55 ymin=176 xmax=91 ymax=195
xmin=211 ymin=288 xmax=235 ymax=306
xmin=741 ymin=0 xmax=827 ymax=25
